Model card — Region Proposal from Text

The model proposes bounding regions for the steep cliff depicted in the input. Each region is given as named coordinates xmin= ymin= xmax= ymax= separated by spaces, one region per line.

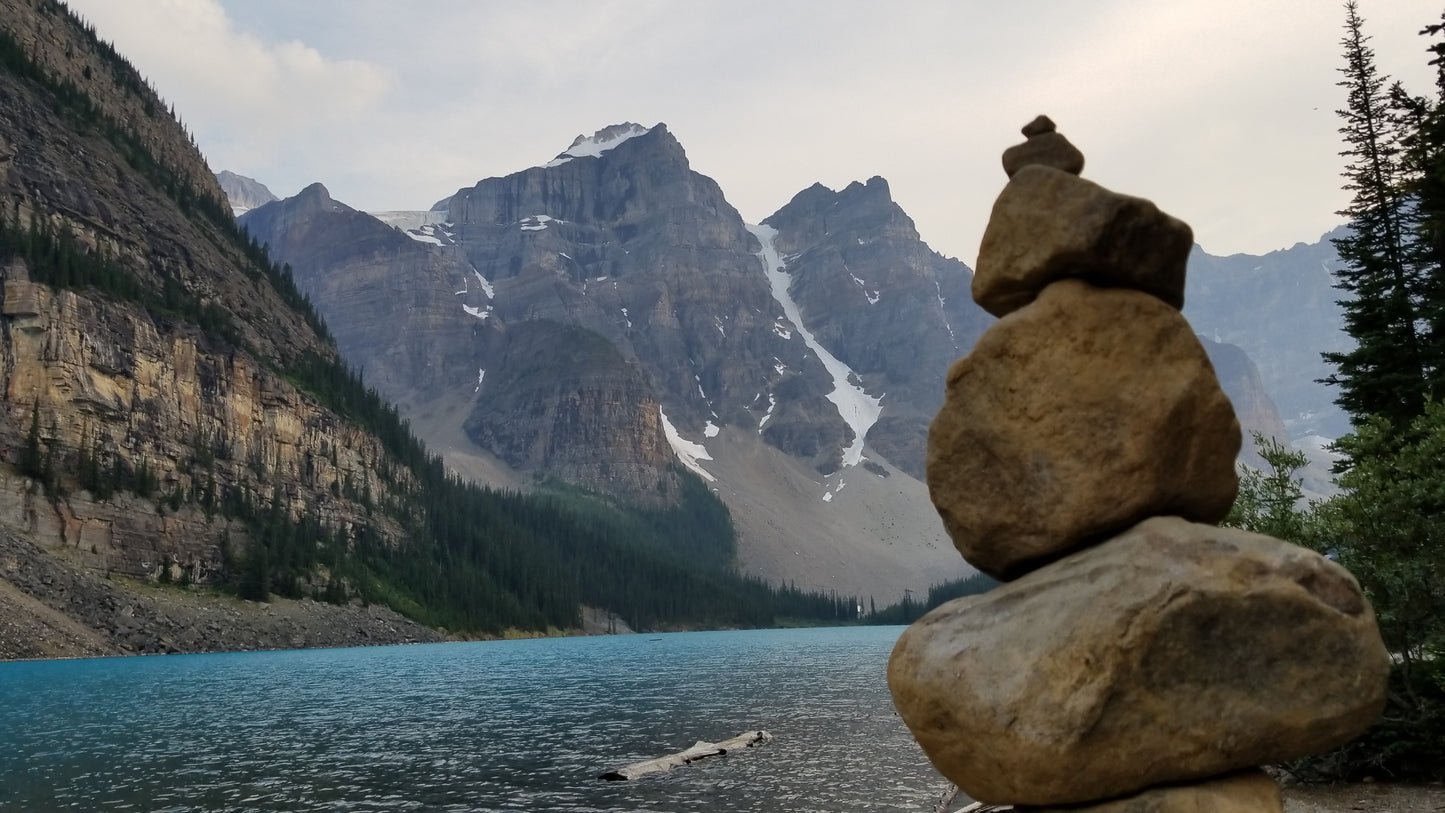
xmin=463 ymin=320 xmax=679 ymax=497
xmin=1185 ymin=232 xmax=1350 ymax=439
xmin=0 ymin=0 xmax=393 ymax=592
xmin=1200 ymin=335 xmax=1289 ymax=456
xmin=442 ymin=123 xmax=848 ymax=472
xmin=237 ymin=182 xmax=491 ymax=405
xmin=761 ymin=177 xmax=991 ymax=478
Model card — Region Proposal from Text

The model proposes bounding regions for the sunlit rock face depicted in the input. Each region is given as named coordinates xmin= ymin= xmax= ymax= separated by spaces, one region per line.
xmin=928 ymin=279 xmax=1240 ymax=580
xmin=0 ymin=2 xmax=407 ymax=588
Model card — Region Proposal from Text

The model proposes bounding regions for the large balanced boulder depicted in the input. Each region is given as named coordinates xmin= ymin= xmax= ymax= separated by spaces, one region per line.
xmin=927 ymin=279 xmax=1239 ymax=579
xmin=974 ymin=165 xmax=1193 ymax=317
xmin=1018 ymin=770 xmax=1282 ymax=813
xmin=887 ymin=517 xmax=1390 ymax=806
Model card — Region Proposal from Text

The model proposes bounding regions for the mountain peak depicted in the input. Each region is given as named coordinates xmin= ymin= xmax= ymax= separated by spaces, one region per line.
xmin=293 ymin=182 xmax=354 ymax=215
xmin=544 ymin=122 xmax=659 ymax=168
xmin=841 ymin=175 xmax=893 ymax=201
xmin=216 ymin=170 xmax=278 ymax=216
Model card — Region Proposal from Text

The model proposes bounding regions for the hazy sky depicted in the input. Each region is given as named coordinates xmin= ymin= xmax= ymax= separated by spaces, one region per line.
xmin=64 ymin=0 xmax=1441 ymax=264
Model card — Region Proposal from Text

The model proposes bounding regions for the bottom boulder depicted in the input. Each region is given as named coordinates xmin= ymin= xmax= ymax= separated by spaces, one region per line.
xmin=1017 ymin=769 xmax=1281 ymax=812
xmin=887 ymin=516 xmax=1388 ymax=806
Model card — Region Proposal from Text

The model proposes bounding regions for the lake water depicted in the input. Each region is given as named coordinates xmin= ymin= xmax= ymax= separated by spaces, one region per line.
xmin=0 ymin=625 xmax=955 ymax=811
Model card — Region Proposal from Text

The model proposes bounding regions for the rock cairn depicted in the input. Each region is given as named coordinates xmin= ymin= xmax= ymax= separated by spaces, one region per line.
xmin=888 ymin=116 xmax=1390 ymax=811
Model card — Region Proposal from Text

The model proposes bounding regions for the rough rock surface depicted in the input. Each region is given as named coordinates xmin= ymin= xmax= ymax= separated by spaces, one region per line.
xmin=1200 ymin=336 xmax=1290 ymax=467
xmin=463 ymin=320 xmax=682 ymax=502
xmin=1020 ymin=770 xmax=1284 ymax=813
xmin=0 ymin=3 xmax=407 ymax=593
xmin=974 ymin=165 xmax=1193 ymax=317
xmin=888 ymin=517 xmax=1390 ymax=806
xmin=927 ymin=279 xmax=1240 ymax=579
xmin=1020 ymin=770 xmax=1282 ymax=812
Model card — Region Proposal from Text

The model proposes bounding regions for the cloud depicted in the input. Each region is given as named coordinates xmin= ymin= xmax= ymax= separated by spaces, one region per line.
xmin=66 ymin=0 xmax=394 ymax=191
xmin=59 ymin=0 xmax=1445 ymax=261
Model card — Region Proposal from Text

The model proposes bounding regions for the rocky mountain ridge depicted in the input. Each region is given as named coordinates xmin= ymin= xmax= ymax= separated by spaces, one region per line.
xmin=235 ymin=122 xmax=1308 ymax=601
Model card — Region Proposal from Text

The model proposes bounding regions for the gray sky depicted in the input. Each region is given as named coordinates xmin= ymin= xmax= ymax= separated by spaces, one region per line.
xmin=64 ymin=0 xmax=1440 ymax=265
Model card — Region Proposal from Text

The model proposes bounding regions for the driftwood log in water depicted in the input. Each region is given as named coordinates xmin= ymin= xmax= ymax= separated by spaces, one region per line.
xmin=598 ymin=730 xmax=773 ymax=781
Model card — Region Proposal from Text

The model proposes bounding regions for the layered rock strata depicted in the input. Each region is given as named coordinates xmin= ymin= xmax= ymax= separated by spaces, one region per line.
xmin=890 ymin=119 xmax=1389 ymax=808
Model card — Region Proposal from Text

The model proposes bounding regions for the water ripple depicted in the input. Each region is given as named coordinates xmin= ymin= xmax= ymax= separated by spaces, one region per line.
xmin=0 ymin=626 xmax=950 ymax=811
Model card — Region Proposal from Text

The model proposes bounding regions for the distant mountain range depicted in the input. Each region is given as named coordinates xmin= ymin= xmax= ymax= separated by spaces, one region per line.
xmin=227 ymin=122 xmax=1347 ymax=600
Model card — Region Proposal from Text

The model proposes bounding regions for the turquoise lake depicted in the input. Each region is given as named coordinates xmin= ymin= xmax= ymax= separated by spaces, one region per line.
xmin=0 ymin=625 xmax=953 ymax=811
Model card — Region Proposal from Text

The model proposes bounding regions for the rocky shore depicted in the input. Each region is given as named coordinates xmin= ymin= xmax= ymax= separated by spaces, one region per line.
xmin=0 ymin=527 xmax=445 ymax=661
xmin=1282 ymin=782 xmax=1445 ymax=812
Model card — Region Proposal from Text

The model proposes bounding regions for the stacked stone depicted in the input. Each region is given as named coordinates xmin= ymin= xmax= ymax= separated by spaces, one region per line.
xmin=887 ymin=117 xmax=1390 ymax=812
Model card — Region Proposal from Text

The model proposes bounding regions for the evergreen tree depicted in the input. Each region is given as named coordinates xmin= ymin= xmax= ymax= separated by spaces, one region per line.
xmin=1302 ymin=4 xmax=1445 ymax=781
xmin=21 ymin=404 xmax=42 ymax=480
xmin=1323 ymin=0 xmax=1431 ymax=426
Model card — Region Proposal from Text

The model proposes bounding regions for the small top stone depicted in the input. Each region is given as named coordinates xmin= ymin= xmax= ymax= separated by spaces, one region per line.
xmin=1002 ymin=115 xmax=1084 ymax=178
xmin=1020 ymin=115 xmax=1056 ymax=137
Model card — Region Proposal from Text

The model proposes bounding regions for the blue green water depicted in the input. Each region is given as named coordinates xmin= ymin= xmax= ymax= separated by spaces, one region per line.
xmin=0 ymin=625 xmax=951 ymax=811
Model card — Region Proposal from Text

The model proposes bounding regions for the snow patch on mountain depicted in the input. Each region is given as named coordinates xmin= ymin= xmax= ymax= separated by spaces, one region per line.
xmin=472 ymin=268 xmax=494 ymax=299
xmin=935 ymin=280 xmax=956 ymax=343
xmin=750 ymin=224 xmax=883 ymax=468
xmin=456 ymin=267 xmax=495 ymax=321
xmin=519 ymin=215 xmax=560 ymax=231
xmin=758 ymin=393 xmax=777 ymax=431
xmin=544 ymin=123 xmax=652 ymax=168
xmin=847 ymin=268 xmax=880 ymax=304
xmin=659 ymin=407 xmax=714 ymax=482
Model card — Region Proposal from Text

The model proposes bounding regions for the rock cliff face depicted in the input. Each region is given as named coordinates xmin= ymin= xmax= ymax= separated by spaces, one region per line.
xmin=761 ymin=177 xmax=990 ymax=478
xmin=0 ymin=0 xmax=403 ymax=588
xmin=441 ymin=123 xmax=846 ymax=471
xmin=2 ymin=0 xmax=223 ymax=212
xmin=1200 ymin=335 xmax=1289 ymax=459
xmin=0 ymin=266 xmax=390 ymax=581
xmin=236 ymin=183 xmax=491 ymax=406
xmin=1185 ymin=232 xmax=1350 ymax=439
xmin=463 ymin=320 xmax=677 ymax=496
